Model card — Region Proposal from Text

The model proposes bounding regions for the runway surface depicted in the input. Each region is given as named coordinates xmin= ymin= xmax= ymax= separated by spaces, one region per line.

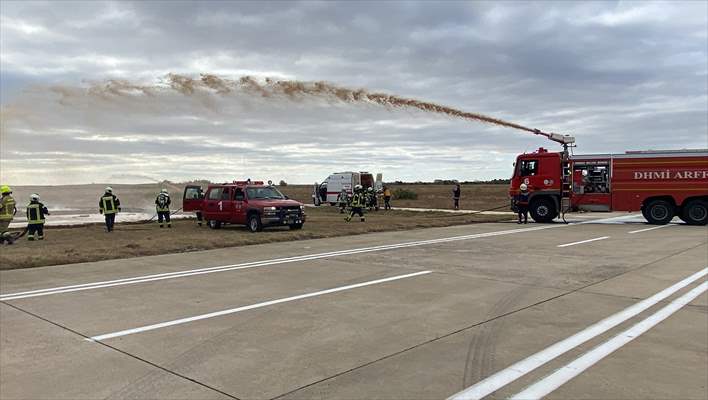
xmin=1 ymin=212 xmax=706 ymax=399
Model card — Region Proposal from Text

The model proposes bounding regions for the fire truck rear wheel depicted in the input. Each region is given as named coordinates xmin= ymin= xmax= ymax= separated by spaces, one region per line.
xmin=644 ymin=199 xmax=674 ymax=225
xmin=681 ymin=199 xmax=708 ymax=225
xmin=529 ymin=197 xmax=557 ymax=223
xmin=248 ymin=214 xmax=263 ymax=233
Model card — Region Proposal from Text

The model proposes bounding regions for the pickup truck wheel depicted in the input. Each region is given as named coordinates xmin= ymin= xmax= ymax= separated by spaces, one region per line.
xmin=207 ymin=220 xmax=222 ymax=229
xmin=247 ymin=214 xmax=263 ymax=233
xmin=681 ymin=199 xmax=708 ymax=225
xmin=644 ymin=199 xmax=674 ymax=225
xmin=289 ymin=223 xmax=303 ymax=230
xmin=529 ymin=197 xmax=557 ymax=223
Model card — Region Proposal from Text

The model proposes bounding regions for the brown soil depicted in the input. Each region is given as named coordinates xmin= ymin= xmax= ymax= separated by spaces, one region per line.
xmin=0 ymin=207 xmax=510 ymax=270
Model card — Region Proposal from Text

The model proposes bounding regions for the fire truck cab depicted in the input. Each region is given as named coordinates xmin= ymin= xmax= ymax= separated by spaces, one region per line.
xmin=183 ymin=181 xmax=306 ymax=232
xmin=510 ymin=148 xmax=708 ymax=225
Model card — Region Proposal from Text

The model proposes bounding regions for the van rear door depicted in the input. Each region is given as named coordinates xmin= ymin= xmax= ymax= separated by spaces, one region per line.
xmin=183 ymin=185 xmax=203 ymax=212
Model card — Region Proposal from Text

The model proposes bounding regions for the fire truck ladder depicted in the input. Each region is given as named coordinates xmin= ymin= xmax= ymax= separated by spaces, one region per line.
xmin=560 ymin=150 xmax=572 ymax=223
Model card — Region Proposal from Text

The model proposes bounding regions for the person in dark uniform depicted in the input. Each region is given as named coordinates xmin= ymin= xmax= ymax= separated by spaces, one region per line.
xmin=155 ymin=188 xmax=172 ymax=228
xmin=345 ymin=185 xmax=365 ymax=222
xmin=99 ymin=187 xmax=120 ymax=232
xmin=337 ymin=189 xmax=349 ymax=213
xmin=26 ymin=193 xmax=50 ymax=240
xmin=452 ymin=183 xmax=461 ymax=210
xmin=514 ymin=183 xmax=530 ymax=224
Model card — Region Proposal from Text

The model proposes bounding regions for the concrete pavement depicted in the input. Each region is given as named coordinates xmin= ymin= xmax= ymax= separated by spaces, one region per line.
xmin=1 ymin=213 xmax=706 ymax=399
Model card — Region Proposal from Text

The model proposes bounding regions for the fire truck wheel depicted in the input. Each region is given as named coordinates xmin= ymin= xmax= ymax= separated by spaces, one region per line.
xmin=529 ymin=197 xmax=557 ymax=223
xmin=644 ymin=199 xmax=674 ymax=225
xmin=248 ymin=214 xmax=263 ymax=233
xmin=681 ymin=199 xmax=708 ymax=225
xmin=207 ymin=220 xmax=222 ymax=229
xmin=289 ymin=223 xmax=303 ymax=230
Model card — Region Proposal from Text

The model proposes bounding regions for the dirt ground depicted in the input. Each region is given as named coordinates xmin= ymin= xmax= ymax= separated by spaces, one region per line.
xmin=0 ymin=207 xmax=510 ymax=270
xmin=8 ymin=183 xmax=509 ymax=212
xmin=283 ymin=183 xmax=509 ymax=210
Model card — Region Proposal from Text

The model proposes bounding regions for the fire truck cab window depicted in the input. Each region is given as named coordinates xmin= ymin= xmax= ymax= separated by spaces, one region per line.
xmin=519 ymin=160 xmax=539 ymax=176
xmin=207 ymin=188 xmax=223 ymax=200
xmin=234 ymin=188 xmax=245 ymax=201
xmin=221 ymin=188 xmax=231 ymax=200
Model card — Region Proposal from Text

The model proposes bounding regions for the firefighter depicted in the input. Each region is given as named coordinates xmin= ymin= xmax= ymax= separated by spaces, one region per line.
xmin=155 ymin=188 xmax=172 ymax=228
xmin=366 ymin=187 xmax=377 ymax=211
xmin=345 ymin=185 xmax=365 ymax=222
xmin=452 ymin=183 xmax=461 ymax=210
xmin=99 ymin=187 xmax=121 ymax=232
xmin=195 ymin=187 xmax=205 ymax=226
xmin=26 ymin=193 xmax=50 ymax=241
xmin=383 ymin=186 xmax=392 ymax=210
xmin=337 ymin=189 xmax=349 ymax=213
xmin=514 ymin=183 xmax=530 ymax=224
xmin=0 ymin=185 xmax=17 ymax=245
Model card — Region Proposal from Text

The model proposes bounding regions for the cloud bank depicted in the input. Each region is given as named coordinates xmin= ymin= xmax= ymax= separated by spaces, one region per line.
xmin=1 ymin=1 xmax=706 ymax=185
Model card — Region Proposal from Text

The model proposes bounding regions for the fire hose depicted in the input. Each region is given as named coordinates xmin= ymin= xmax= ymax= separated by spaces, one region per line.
xmin=147 ymin=207 xmax=183 ymax=223
xmin=1 ymin=227 xmax=28 ymax=244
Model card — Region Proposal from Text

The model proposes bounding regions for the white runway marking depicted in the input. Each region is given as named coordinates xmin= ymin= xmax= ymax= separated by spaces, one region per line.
xmin=1 ymin=225 xmax=559 ymax=301
xmin=0 ymin=213 xmax=654 ymax=302
xmin=446 ymin=267 xmax=708 ymax=400
xmin=628 ymin=224 xmax=674 ymax=234
xmin=557 ymin=236 xmax=609 ymax=248
xmin=510 ymin=281 xmax=708 ymax=400
xmin=88 ymin=270 xmax=432 ymax=341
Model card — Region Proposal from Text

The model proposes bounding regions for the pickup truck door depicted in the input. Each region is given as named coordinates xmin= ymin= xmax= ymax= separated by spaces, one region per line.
xmin=203 ymin=187 xmax=223 ymax=221
xmin=218 ymin=187 xmax=233 ymax=222
xmin=182 ymin=185 xmax=203 ymax=212
xmin=233 ymin=188 xmax=247 ymax=224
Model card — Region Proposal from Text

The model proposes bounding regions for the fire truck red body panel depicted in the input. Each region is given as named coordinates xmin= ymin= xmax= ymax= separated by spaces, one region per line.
xmin=510 ymin=148 xmax=708 ymax=224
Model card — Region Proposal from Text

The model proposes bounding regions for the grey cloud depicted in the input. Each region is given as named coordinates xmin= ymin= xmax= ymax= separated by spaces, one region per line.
xmin=1 ymin=0 xmax=706 ymax=185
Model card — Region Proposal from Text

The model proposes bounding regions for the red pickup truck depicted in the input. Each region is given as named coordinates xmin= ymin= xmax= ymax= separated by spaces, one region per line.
xmin=183 ymin=181 xmax=306 ymax=232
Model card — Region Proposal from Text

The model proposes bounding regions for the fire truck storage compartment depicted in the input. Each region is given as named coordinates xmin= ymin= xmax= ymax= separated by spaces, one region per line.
xmin=572 ymin=160 xmax=611 ymax=212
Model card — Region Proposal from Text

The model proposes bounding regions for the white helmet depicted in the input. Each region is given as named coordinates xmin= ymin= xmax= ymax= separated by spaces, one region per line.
xmin=105 ymin=186 xmax=113 ymax=193
xmin=354 ymin=184 xmax=363 ymax=191
xmin=520 ymin=183 xmax=528 ymax=191
xmin=30 ymin=193 xmax=40 ymax=201
xmin=160 ymin=188 xmax=168 ymax=194
xmin=367 ymin=187 xmax=373 ymax=192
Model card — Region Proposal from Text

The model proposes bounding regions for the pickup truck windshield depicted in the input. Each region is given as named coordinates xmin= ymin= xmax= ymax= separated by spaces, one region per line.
xmin=246 ymin=187 xmax=286 ymax=200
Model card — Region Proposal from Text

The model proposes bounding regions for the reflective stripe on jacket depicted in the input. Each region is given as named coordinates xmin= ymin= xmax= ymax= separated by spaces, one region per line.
xmin=0 ymin=195 xmax=16 ymax=221
xmin=351 ymin=192 xmax=365 ymax=207
xmin=101 ymin=195 xmax=117 ymax=214
xmin=26 ymin=203 xmax=46 ymax=224
xmin=155 ymin=194 xmax=170 ymax=212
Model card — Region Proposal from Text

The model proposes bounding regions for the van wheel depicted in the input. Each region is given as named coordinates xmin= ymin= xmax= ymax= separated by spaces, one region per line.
xmin=289 ymin=223 xmax=303 ymax=230
xmin=248 ymin=214 xmax=263 ymax=233
xmin=644 ymin=200 xmax=674 ymax=225
xmin=681 ymin=199 xmax=708 ymax=225
xmin=530 ymin=197 xmax=557 ymax=223
xmin=207 ymin=220 xmax=222 ymax=229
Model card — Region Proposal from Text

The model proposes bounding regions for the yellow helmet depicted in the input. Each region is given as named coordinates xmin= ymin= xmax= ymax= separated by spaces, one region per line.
xmin=0 ymin=185 xmax=11 ymax=194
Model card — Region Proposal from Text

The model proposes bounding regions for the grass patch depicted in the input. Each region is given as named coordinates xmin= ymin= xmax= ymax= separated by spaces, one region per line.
xmin=0 ymin=207 xmax=510 ymax=270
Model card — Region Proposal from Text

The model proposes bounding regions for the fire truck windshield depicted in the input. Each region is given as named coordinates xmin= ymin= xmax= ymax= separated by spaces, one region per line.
xmin=246 ymin=187 xmax=286 ymax=200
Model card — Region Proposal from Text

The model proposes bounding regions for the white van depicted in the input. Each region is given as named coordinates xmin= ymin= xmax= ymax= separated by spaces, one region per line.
xmin=313 ymin=172 xmax=382 ymax=205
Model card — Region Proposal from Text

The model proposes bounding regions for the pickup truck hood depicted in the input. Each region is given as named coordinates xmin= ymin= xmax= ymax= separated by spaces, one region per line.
xmin=252 ymin=199 xmax=303 ymax=207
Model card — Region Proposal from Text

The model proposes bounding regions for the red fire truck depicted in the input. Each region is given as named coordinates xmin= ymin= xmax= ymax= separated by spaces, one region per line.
xmin=509 ymin=131 xmax=708 ymax=225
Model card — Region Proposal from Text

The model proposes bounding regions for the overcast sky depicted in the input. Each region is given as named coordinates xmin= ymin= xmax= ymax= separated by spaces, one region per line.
xmin=1 ymin=0 xmax=706 ymax=185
